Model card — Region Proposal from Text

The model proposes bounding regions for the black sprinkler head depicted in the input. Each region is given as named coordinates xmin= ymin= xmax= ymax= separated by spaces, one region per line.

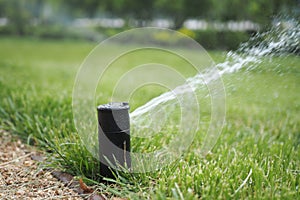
xmin=97 ymin=102 xmax=131 ymax=178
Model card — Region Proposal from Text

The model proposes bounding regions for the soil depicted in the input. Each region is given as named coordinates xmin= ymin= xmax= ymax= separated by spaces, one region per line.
xmin=0 ymin=130 xmax=84 ymax=200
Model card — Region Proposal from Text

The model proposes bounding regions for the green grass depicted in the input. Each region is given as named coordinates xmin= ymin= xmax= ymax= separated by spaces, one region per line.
xmin=0 ymin=37 xmax=299 ymax=199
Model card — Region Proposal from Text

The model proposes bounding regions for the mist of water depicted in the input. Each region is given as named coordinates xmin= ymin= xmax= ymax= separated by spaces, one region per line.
xmin=130 ymin=19 xmax=299 ymax=133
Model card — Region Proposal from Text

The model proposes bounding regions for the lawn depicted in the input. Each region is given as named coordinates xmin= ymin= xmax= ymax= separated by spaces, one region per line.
xmin=0 ymin=37 xmax=299 ymax=199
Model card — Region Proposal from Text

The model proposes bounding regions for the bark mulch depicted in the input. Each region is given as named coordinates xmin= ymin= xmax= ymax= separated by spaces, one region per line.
xmin=0 ymin=130 xmax=106 ymax=200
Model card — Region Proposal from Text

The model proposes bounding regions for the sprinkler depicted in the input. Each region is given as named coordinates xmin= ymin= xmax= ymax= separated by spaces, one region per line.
xmin=97 ymin=102 xmax=131 ymax=178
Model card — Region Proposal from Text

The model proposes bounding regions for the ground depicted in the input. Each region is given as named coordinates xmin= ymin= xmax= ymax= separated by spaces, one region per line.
xmin=0 ymin=130 xmax=84 ymax=200
xmin=0 ymin=37 xmax=299 ymax=199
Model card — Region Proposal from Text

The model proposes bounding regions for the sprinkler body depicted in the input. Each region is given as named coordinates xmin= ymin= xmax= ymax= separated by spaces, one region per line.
xmin=97 ymin=102 xmax=131 ymax=178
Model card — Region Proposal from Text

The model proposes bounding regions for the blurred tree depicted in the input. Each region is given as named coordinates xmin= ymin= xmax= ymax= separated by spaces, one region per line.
xmin=28 ymin=0 xmax=44 ymax=19
xmin=126 ymin=0 xmax=154 ymax=26
xmin=221 ymin=0 xmax=249 ymax=21
xmin=64 ymin=0 xmax=102 ymax=18
xmin=0 ymin=0 xmax=298 ymax=35
xmin=2 ymin=0 xmax=32 ymax=35
xmin=155 ymin=0 xmax=212 ymax=29
xmin=0 ymin=0 xmax=6 ymax=17
xmin=246 ymin=0 xmax=298 ymax=26
xmin=104 ymin=0 xmax=154 ymax=26
xmin=155 ymin=0 xmax=184 ymax=29
xmin=104 ymin=0 xmax=126 ymax=17
xmin=210 ymin=0 xmax=299 ymax=27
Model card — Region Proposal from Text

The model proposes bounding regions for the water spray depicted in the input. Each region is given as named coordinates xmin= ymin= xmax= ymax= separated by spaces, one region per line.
xmin=73 ymin=21 xmax=299 ymax=175
xmin=97 ymin=102 xmax=131 ymax=178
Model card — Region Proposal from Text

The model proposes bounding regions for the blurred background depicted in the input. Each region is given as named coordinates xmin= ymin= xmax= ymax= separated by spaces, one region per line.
xmin=0 ymin=0 xmax=299 ymax=50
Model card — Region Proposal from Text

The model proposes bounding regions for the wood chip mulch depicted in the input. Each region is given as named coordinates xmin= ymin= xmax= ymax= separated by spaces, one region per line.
xmin=0 ymin=130 xmax=107 ymax=200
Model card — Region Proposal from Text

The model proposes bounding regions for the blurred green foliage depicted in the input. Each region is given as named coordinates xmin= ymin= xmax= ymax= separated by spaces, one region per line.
xmin=195 ymin=30 xmax=250 ymax=50
xmin=0 ymin=0 xmax=298 ymax=29
xmin=0 ymin=0 xmax=298 ymax=50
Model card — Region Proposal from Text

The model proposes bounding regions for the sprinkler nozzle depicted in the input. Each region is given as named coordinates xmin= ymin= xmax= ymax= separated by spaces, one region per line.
xmin=97 ymin=102 xmax=131 ymax=178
